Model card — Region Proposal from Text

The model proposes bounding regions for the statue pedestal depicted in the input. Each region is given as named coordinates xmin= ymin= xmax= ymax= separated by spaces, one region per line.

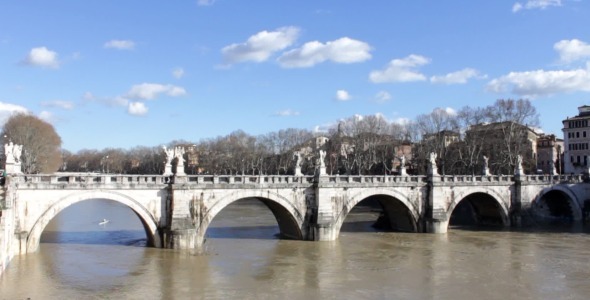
xmin=5 ymin=162 xmax=22 ymax=175
xmin=428 ymin=166 xmax=438 ymax=176
xmin=399 ymin=167 xmax=407 ymax=176
xmin=163 ymin=164 xmax=173 ymax=176
xmin=295 ymin=167 xmax=303 ymax=176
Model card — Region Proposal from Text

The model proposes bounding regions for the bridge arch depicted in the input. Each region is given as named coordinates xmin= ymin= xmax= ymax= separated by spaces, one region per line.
xmin=334 ymin=188 xmax=420 ymax=236
xmin=26 ymin=191 xmax=162 ymax=253
xmin=447 ymin=188 xmax=510 ymax=228
xmin=533 ymin=186 xmax=582 ymax=221
xmin=198 ymin=190 xmax=305 ymax=243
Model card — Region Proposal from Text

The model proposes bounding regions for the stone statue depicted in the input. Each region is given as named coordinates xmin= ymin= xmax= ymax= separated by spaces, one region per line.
xmin=4 ymin=142 xmax=23 ymax=174
xmin=163 ymin=146 xmax=174 ymax=164
xmin=162 ymin=146 xmax=174 ymax=176
xmin=429 ymin=152 xmax=437 ymax=166
xmin=428 ymin=152 xmax=438 ymax=176
xmin=482 ymin=155 xmax=490 ymax=176
xmin=319 ymin=150 xmax=326 ymax=168
xmin=4 ymin=142 xmax=23 ymax=164
xmin=294 ymin=152 xmax=302 ymax=168
xmin=514 ymin=154 xmax=524 ymax=176
xmin=398 ymin=155 xmax=406 ymax=168
xmin=175 ymin=146 xmax=186 ymax=176
xmin=175 ymin=146 xmax=185 ymax=165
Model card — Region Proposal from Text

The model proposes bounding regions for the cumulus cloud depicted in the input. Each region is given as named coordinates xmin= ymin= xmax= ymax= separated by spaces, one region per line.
xmin=375 ymin=91 xmax=392 ymax=103
xmin=128 ymin=102 xmax=148 ymax=116
xmin=273 ymin=109 xmax=300 ymax=116
xmin=486 ymin=63 xmax=590 ymax=97
xmin=512 ymin=0 xmax=562 ymax=13
xmin=277 ymin=37 xmax=372 ymax=68
xmin=104 ymin=40 xmax=135 ymax=50
xmin=126 ymin=83 xmax=187 ymax=100
xmin=554 ymin=39 xmax=590 ymax=64
xmin=23 ymin=47 xmax=60 ymax=68
xmin=222 ymin=27 xmax=300 ymax=64
xmin=172 ymin=67 xmax=185 ymax=79
xmin=335 ymin=90 xmax=352 ymax=101
xmin=41 ymin=100 xmax=74 ymax=110
xmin=0 ymin=102 xmax=28 ymax=124
xmin=430 ymin=68 xmax=483 ymax=84
xmin=369 ymin=54 xmax=430 ymax=83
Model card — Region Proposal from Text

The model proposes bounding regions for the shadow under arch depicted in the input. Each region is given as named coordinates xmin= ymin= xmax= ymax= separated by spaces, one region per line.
xmin=533 ymin=186 xmax=582 ymax=222
xmin=334 ymin=189 xmax=420 ymax=236
xmin=26 ymin=190 xmax=162 ymax=253
xmin=448 ymin=191 xmax=509 ymax=228
xmin=199 ymin=191 xmax=305 ymax=243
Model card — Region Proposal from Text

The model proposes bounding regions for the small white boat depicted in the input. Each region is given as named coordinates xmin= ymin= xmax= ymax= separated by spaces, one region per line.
xmin=99 ymin=219 xmax=109 ymax=225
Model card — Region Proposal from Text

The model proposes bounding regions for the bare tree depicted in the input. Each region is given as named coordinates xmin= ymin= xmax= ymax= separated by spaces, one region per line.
xmin=1 ymin=113 xmax=62 ymax=173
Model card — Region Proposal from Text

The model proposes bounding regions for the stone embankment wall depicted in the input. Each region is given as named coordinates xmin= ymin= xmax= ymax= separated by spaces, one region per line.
xmin=0 ymin=187 xmax=15 ymax=278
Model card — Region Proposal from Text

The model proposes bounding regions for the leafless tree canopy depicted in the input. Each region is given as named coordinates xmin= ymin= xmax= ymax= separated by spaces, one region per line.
xmin=7 ymin=99 xmax=543 ymax=176
xmin=1 ymin=113 xmax=62 ymax=173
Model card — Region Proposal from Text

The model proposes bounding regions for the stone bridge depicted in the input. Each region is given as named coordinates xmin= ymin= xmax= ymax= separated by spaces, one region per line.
xmin=1 ymin=172 xmax=589 ymax=259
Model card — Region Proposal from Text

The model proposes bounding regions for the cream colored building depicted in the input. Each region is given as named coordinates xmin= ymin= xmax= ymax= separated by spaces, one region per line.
xmin=562 ymin=105 xmax=590 ymax=174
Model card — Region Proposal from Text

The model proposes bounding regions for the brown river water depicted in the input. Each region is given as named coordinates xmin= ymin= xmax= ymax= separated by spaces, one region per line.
xmin=2 ymin=199 xmax=590 ymax=299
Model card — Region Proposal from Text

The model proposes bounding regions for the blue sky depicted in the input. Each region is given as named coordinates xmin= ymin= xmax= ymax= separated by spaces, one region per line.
xmin=1 ymin=0 xmax=590 ymax=151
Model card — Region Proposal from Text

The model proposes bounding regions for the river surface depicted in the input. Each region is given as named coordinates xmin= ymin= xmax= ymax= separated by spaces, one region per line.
xmin=2 ymin=198 xmax=590 ymax=299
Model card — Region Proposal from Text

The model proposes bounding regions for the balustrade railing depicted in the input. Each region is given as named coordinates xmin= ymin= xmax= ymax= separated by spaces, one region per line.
xmin=9 ymin=172 xmax=585 ymax=188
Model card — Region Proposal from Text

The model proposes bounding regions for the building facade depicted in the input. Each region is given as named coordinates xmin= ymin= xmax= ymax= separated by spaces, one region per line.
xmin=536 ymin=134 xmax=563 ymax=174
xmin=562 ymin=105 xmax=590 ymax=174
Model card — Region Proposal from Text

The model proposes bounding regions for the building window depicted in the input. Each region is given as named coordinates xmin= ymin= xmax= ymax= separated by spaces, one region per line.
xmin=585 ymin=131 xmax=587 ymax=138
xmin=577 ymin=132 xmax=580 ymax=138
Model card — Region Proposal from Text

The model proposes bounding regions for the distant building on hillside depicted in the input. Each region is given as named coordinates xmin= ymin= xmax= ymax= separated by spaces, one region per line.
xmin=562 ymin=105 xmax=590 ymax=174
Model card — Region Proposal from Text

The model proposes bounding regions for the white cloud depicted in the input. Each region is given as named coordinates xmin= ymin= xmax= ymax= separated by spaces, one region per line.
xmin=82 ymin=92 xmax=95 ymax=101
xmin=369 ymin=54 xmax=430 ymax=83
xmin=172 ymin=67 xmax=185 ymax=79
xmin=41 ymin=100 xmax=74 ymax=110
xmin=197 ymin=0 xmax=216 ymax=6
xmin=104 ymin=40 xmax=135 ymax=50
xmin=126 ymin=83 xmax=187 ymax=100
xmin=222 ymin=27 xmax=300 ymax=64
xmin=23 ymin=47 xmax=60 ymax=68
xmin=335 ymin=90 xmax=351 ymax=101
xmin=487 ymin=63 xmax=590 ymax=97
xmin=38 ymin=111 xmax=55 ymax=123
xmin=512 ymin=0 xmax=562 ymax=13
xmin=0 ymin=102 xmax=28 ymax=124
xmin=128 ymin=102 xmax=148 ymax=116
xmin=430 ymin=68 xmax=482 ymax=84
xmin=273 ymin=109 xmax=300 ymax=116
xmin=554 ymin=39 xmax=590 ymax=64
xmin=277 ymin=37 xmax=372 ymax=68
xmin=375 ymin=91 xmax=392 ymax=103
xmin=393 ymin=117 xmax=411 ymax=125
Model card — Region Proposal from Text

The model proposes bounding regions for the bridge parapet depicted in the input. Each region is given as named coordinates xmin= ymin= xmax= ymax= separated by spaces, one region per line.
xmin=181 ymin=175 xmax=315 ymax=185
xmin=439 ymin=175 xmax=513 ymax=185
xmin=519 ymin=174 xmax=584 ymax=184
xmin=320 ymin=175 xmax=427 ymax=186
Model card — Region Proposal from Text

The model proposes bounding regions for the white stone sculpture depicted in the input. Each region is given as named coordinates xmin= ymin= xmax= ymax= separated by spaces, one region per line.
xmin=175 ymin=146 xmax=186 ymax=176
xmin=163 ymin=146 xmax=174 ymax=176
xmin=428 ymin=152 xmax=438 ymax=176
xmin=4 ymin=142 xmax=23 ymax=174
xmin=482 ymin=155 xmax=490 ymax=176
xmin=514 ymin=154 xmax=524 ymax=176
xmin=293 ymin=152 xmax=303 ymax=176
